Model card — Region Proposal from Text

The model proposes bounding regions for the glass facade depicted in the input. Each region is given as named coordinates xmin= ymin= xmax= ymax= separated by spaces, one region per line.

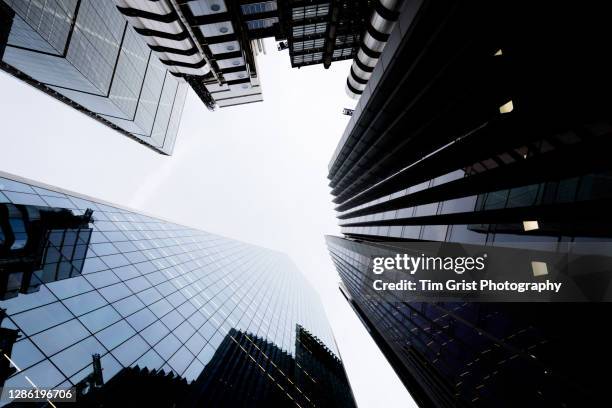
xmin=280 ymin=0 xmax=371 ymax=68
xmin=327 ymin=1 xmax=612 ymax=407
xmin=327 ymin=237 xmax=612 ymax=407
xmin=225 ymin=0 xmax=371 ymax=69
xmin=0 ymin=0 xmax=188 ymax=155
xmin=0 ymin=173 xmax=355 ymax=407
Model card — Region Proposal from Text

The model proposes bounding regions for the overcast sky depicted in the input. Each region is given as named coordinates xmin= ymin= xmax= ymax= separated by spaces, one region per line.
xmin=0 ymin=38 xmax=415 ymax=408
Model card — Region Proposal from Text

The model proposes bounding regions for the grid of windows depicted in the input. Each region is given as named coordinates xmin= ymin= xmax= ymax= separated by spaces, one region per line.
xmin=327 ymin=236 xmax=612 ymax=406
xmin=0 ymin=175 xmax=340 ymax=406
xmin=291 ymin=23 xmax=327 ymax=38
xmin=241 ymin=1 xmax=278 ymax=15
xmin=246 ymin=17 xmax=279 ymax=30
xmin=291 ymin=4 xmax=330 ymax=21
xmin=3 ymin=0 xmax=76 ymax=54
xmin=292 ymin=38 xmax=325 ymax=52
xmin=332 ymin=47 xmax=353 ymax=58
xmin=292 ymin=52 xmax=323 ymax=65
xmin=0 ymin=0 xmax=187 ymax=154
xmin=327 ymin=1 xmax=612 ymax=404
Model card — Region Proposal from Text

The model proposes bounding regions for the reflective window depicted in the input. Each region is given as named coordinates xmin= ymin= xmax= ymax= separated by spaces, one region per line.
xmin=50 ymin=337 xmax=105 ymax=377
xmin=31 ymin=319 xmax=89 ymax=356
xmin=78 ymin=305 xmax=122 ymax=333
xmin=112 ymin=334 xmax=149 ymax=366
xmin=1 ymin=176 xmax=346 ymax=406
xmin=241 ymin=1 xmax=277 ymax=15
xmin=95 ymin=320 xmax=135 ymax=350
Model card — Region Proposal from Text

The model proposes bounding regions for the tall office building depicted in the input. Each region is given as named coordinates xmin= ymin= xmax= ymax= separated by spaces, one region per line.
xmin=272 ymin=0 xmax=373 ymax=69
xmin=0 ymin=0 xmax=381 ymax=153
xmin=0 ymin=0 xmax=192 ymax=155
xmin=0 ymin=172 xmax=356 ymax=407
xmin=327 ymin=1 xmax=612 ymax=406
xmin=112 ymin=0 xmax=378 ymax=109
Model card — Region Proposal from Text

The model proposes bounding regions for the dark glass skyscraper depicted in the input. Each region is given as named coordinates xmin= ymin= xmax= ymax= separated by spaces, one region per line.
xmin=327 ymin=1 xmax=612 ymax=406
xmin=0 ymin=172 xmax=355 ymax=407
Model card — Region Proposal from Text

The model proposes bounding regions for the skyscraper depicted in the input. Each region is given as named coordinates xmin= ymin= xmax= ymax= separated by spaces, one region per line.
xmin=0 ymin=171 xmax=356 ymax=407
xmin=112 ymin=0 xmax=378 ymax=110
xmin=0 ymin=0 xmax=381 ymax=154
xmin=0 ymin=0 xmax=192 ymax=155
xmin=327 ymin=1 xmax=612 ymax=406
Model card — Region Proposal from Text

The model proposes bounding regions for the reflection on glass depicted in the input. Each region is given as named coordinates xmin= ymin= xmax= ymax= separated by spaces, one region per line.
xmin=0 ymin=309 xmax=19 ymax=387
xmin=75 ymin=326 xmax=355 ymax=408
xmin=0 ymin=204 xmax=93 ymax=300
xmin=0 ymin=175 xmax=355 ymax=407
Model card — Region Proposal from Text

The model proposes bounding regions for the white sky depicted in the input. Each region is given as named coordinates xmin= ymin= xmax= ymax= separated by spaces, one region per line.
xmin=0 ymin=38 xmax=415 ymax=408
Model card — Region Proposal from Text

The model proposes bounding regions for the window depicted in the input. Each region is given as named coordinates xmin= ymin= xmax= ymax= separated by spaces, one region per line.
xmin=293 ymin=52 xmax=323 ymax=64
xmin=336 ymin=34 xmax=359 ymax=46
xmin=292 ymin=38 xmax=325 ymax=52
xmin=292 ymin=23 xmax=327 ymax=38
xmin=246 ymin=17 xmax=279 ymax=30
xmin=241 ymin=1 xmax=277 ymax=15
xmin=332 ymin=47 xmax=353 ymax=58
xmin=292 ymin=4 xmax=330 ymax=20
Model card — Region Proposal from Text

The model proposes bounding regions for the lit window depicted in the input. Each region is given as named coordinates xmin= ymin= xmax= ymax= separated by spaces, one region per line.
xmin=499 ymin=100 xmax=514 ymax=114
xmin=531 ymin=261 xmax=548 ymax=277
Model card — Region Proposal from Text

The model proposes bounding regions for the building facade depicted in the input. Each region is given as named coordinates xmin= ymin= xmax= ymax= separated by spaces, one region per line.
xmin=273 ymin=0 xmax=373 ymax=69
xmin=0 ymin=0 xmax=191 ymax=155
xmin=0 ymin=172 xmax=355 ymax=407
xmin=0 ymin=0 xmax=383 ymax=153
xmin=0 ymin=1 xmax=12 ymax=60
xmin=327 ymin=1 xmax=612 ymax=406
xmin=112 ymin=0 xmax=380 ymax=109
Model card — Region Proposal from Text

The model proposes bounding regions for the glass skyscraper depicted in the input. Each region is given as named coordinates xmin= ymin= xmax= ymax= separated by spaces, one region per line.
xmin=327 ymin=1 xmax=612 ymax=406
xmin=0 ymin=172 xmax=355 ymax=407
xmin=0 ymin=0 xmax=188 ymax=155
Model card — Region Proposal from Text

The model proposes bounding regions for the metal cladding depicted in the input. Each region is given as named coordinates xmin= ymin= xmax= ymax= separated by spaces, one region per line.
xmin=346 ymin=0 xmax=403 ymax=99
xmin=113 ymin=0 xmax=265 ymax=109
xmin=114 ymin=0 xmax=211 ymax=76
